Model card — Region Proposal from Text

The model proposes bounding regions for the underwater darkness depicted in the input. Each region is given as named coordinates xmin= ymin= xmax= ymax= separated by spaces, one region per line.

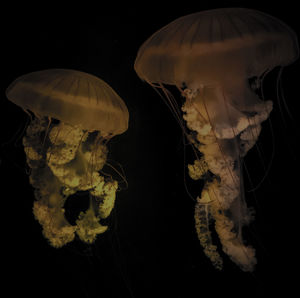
xmin=1 ymin=1 xmax=299 ymax=297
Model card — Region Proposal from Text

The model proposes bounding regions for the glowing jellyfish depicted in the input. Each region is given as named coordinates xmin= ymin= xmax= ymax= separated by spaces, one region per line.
xmin=134 ymin=8 xmax=298 ymax=271
xmin=6 ymin=69 xmax=129 ymax=248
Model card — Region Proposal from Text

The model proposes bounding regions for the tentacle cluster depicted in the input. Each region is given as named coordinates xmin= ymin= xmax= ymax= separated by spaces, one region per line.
xmin=183 ymin=87 xmax=272 ymax=271
xmin=23 ymin=117 xmax=118 ymax=248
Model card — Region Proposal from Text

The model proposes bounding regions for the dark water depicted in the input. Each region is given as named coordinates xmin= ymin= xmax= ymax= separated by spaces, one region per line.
xmin=1 ymin=2 xmax=299 ymax=297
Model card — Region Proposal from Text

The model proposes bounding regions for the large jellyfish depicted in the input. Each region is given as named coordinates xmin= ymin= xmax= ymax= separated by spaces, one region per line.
xmin=134 ymin=8 xmax=298 ymax=271
xmin=6 ymin=69 xmax=129 ymax=248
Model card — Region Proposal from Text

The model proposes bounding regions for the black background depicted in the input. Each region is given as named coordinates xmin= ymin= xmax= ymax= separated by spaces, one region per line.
xmin=1 ymin=1 xmax=299 ymax=297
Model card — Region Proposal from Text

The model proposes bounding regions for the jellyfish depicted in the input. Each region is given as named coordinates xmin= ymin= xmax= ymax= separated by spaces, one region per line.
xmin=134 ymin=8 xmax=298 ymax=271
xmin=6 ymin=69 xmax=129 ymax=248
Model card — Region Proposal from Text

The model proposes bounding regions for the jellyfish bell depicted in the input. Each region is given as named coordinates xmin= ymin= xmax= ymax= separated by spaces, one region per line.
xmin=6 ymin=69 xmax=129 ymax=248
xmin=6 ymin=69 xmax=128 ymax=136
xmin=134 ymin=8 xmax=298 ymax=271
xmin=135 ymin=8 xmax=298 ymax=84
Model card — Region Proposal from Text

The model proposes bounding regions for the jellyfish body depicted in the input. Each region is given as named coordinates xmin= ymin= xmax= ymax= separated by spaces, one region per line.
xmin=6 ymin=69 xmax=129 ymax=247
xmin=135 ymin=8 xmax=298 ymax=271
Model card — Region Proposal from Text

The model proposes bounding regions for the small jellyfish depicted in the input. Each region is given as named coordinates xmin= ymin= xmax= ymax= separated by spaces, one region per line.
xmin=134 ymin=8 xmax=298 ymax=271
xmin=6 ymin=69 xmax=129 ymax=248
